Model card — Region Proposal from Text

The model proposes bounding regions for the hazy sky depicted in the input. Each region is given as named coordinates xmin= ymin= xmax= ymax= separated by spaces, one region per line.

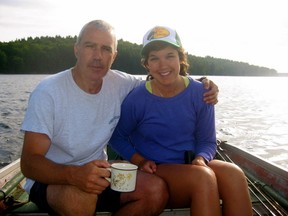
xmin=0 ymin=0 xmax=287 ymax=73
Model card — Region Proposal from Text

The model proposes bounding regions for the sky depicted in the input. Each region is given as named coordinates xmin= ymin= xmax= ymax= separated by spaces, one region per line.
xmin=0 ymin=0 xmax=287 ymax=73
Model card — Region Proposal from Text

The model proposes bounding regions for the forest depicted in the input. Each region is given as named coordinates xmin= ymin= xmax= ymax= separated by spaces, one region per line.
xmin=0 ymin=36 xmax=278 ymax=76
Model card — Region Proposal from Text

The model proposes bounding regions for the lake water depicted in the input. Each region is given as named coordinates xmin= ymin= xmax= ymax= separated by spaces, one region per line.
xmin=1 ymin=74 xmax=288 ymax=171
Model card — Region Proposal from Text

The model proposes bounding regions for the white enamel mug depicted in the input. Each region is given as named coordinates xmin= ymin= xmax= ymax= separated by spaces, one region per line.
xmin=107 ymin=163 xmax=138 ymax=192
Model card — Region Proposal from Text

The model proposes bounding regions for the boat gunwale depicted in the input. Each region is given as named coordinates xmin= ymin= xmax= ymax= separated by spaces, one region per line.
xmin=219 ymin=141 xmax=288 ymax=200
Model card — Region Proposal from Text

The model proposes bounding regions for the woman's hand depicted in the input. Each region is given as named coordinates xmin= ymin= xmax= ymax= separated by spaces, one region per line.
xmin=138 ymin=159 xmax=157 ymax=174
xmin=191 ymin=156 xmax=208 ymax=167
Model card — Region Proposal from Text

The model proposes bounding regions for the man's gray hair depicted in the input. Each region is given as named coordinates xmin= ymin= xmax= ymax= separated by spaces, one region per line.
xmin=76 ymin=20 xmax=118 ymax=49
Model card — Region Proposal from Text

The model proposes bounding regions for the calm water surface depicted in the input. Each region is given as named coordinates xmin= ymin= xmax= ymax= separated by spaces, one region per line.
xmin=0 ymin=75 xmax=287 ymax=170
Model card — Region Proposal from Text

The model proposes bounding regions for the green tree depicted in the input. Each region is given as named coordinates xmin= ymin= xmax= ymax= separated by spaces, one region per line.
xmin=0 ymin=36 xmax=278 ymax=76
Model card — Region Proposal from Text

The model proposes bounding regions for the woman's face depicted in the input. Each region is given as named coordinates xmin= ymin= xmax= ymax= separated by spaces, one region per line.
xmin=146 ymin=46 xmax=181 ymax=85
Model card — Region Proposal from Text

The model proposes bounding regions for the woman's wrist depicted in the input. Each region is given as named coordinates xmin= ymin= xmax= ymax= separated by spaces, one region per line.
xmin=137 ymin=159 xmax=147 ymax=169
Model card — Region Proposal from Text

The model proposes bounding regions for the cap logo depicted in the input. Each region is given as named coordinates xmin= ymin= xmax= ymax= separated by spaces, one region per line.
xmin=141 ymin=26 xmax=182 ymax=55
xmin=147 ymin=27 xmax=170 ymax=41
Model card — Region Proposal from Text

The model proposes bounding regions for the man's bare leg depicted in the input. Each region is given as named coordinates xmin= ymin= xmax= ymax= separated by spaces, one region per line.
xmin=115 ymin=171 xmax=169 ymax=216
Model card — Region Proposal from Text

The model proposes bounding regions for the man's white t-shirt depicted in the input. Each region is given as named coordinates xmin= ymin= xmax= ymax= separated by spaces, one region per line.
xmin=21 ymin=68 xmax=141 ymax=192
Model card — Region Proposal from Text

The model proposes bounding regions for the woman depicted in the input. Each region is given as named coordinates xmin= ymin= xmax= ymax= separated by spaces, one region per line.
xmin=109 ymin=26 xmax=252 ymax=216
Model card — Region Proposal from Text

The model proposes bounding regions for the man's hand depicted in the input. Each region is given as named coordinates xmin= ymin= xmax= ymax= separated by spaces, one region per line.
xmin=69 ymin=160 xmax=111 ymax=194
xmin=201 ymin=77 xmax=219 ymax=105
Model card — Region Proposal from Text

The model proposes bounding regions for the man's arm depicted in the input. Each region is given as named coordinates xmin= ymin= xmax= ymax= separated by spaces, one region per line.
xmin=20 ymin=131 xmax=111 ymax=194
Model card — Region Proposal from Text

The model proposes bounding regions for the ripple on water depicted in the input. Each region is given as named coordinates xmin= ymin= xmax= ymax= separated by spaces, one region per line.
xmin=0 ymin=122 xmax=11 ymax=129
xmin=0 ymin=149 xmax=14 ymax=168
xmin=1 ymin=111 xmax=12 ymax=117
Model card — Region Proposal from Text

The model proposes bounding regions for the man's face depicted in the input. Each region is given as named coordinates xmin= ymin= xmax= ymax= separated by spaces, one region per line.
xmin=74 ymin=26 xmax=117 ymax=81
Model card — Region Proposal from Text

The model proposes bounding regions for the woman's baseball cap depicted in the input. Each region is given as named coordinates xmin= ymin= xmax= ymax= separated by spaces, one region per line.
xmin=141 ymin=26 xmax=182 ymax=55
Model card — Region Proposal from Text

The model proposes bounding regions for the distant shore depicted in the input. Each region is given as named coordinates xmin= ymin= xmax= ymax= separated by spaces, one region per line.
xmin=278 ymin=73 xmax=288 ymax=77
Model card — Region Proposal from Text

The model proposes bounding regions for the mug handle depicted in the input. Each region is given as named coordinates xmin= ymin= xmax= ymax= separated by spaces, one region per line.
xmin=105 ymin=168 xmax=111 ymax=183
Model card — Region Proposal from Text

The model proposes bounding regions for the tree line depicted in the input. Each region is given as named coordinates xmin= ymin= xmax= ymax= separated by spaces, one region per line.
xmin=0 ymin=36 xmax=278 ymax=76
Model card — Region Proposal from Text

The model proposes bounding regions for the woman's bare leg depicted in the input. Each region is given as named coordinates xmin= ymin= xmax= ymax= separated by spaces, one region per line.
xmin=156 ymin=164 xmax=221 ymax=216
xmin=209 ymin=160 xmax=253 ymax=216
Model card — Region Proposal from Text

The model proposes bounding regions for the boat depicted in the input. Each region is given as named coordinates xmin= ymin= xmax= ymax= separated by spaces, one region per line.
xmin=0 ymin=140 xmax=287 ymax=216
xmin=216 ymin=140 xmax=288 ymax=216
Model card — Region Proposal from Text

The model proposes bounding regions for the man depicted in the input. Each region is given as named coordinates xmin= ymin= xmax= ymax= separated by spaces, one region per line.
xmin=20 ymin=20 xmax=218 ymax=216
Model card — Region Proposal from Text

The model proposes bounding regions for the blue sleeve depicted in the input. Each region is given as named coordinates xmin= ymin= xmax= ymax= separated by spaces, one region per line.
xmin=109 ymin=89 xmax=143 ymax=161
xmin=193 ymin=85 xmax=217 ymax=161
